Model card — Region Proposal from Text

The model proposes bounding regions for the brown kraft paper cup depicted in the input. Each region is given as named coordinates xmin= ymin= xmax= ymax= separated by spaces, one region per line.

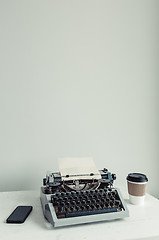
xmin=126 ymin=173 xmax=148 ymax=205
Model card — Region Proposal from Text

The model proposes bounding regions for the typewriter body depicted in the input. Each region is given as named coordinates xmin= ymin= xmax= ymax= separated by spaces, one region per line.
xmin=40 ymin=158 xmax=129 ymax=228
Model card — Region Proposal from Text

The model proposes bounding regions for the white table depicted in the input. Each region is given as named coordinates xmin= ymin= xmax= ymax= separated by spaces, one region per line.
xmin=0 ymin=186 xmax=159 ymax=240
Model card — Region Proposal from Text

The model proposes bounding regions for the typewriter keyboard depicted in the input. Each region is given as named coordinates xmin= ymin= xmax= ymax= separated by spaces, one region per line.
xmin=51 ymin=188 xmax=124 ymax=219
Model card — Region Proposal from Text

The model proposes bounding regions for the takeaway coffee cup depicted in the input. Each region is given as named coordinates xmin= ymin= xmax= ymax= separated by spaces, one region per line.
xmin=126 ymin=173 xmax=148 ymax=205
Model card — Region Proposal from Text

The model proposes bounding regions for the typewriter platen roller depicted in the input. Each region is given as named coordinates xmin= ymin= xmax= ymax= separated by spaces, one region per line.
xmin=40 ymin=158 xmax=129 ymax=228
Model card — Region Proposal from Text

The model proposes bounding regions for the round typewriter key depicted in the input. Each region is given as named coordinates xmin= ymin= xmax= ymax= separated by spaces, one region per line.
xmin=86 ymin=205 xmax=91 ymax=210
xmin=79 ymin=192 xmax=83 ymax=196
xmin=87 ymin=200 xmax=91 ymax=204
xmin=97 ymin=199 xmax=102 ymax=204
xmin=89 ymin=195 xmax=94 ymax=199
xmin=68 ymin=195 xmax=73 ymax=200
xmin=105 ymin=202 xmax=109 ymax=207
xmin=96 ymin=204 xmax=100 ymax=209
xmin=98 ymin=193 xmax=102 ymax=198
xmin=84 ymin=195 xmax=89 ymax=200
xmin=71 ymin=200 xmax=76 ymax=205
xmin=102 ymin=198 xmax=106 ymax=204
xmin=101 ymin=203 xmax=105 ymax=208
xmin=100 ymin=197 xmax=104 ymax=202
xmin=82 ymin=200 xmax=86 ymax=204
xmin=91 ymin=204 xmax=96 ymax=209
xmin=70 ymin=206 xmax=74 ymax=211
xmin=106 ymin=199 xmax=110 ymax=204
xmin=76 ymin=206 xmax=81 ymax=211
xmin=115 ymin=200 xmax=121 ymax=206
xmin=111 ymin=197 xmax=115 ymax=202
xmin=92 ymin=192 xmax=96 ymax=196
xmin=94 ymin=194 xmax=98 ymax=198
xmin=92 ymin=199 xmax=96 ymax=204
xmin=67 ymin=201 xmax=71 ymax=206
xmin=81 ymin=205 xmax=85 ymax=210
xmin=111 ymin=191 xmax=116 ymax=196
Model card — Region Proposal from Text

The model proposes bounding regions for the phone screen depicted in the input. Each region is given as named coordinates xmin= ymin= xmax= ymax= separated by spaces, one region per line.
xmin=6 ymin=206 xmax=33 ymax=223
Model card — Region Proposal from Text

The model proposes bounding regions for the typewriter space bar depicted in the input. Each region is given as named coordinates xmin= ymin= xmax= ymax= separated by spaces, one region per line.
xmin=66 ymin=207 xmax=117 ymax=218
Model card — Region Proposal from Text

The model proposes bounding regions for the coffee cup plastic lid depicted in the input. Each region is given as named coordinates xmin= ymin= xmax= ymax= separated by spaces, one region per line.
xmin=126 ymin=173 xmax=148 ymax=183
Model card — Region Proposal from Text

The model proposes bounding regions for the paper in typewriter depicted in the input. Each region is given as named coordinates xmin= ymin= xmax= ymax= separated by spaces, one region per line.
xmin=58 ymin=157 xmax=101 ymax=181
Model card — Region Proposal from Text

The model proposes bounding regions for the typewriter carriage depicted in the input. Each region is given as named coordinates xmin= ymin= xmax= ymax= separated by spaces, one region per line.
xmin=42 ymin=168 xmax=116 ymax=194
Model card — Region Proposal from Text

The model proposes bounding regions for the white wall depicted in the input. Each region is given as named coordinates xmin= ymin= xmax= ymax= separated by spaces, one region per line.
xmin=0 ymin=0 xmax=158 ymax=197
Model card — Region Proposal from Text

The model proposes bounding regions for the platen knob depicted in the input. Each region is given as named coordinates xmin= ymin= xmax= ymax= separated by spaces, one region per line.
xmin=112 ymin=174 xmax=116 ymax=180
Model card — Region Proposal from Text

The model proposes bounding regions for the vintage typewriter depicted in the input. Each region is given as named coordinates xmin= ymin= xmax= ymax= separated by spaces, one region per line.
xmin=40 ymin=158 xmax=129 ymax=228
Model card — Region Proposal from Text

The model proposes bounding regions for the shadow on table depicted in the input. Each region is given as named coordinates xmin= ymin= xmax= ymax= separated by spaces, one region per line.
xmin=124 ymin=198 xmax=130 ymax=204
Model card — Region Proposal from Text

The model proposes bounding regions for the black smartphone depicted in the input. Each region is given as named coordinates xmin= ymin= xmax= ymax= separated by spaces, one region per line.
xmin=6 ymin=206 xmax=33 ymax=223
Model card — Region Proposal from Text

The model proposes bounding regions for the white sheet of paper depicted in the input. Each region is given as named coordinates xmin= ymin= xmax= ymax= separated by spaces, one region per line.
xmin=58 ymin=157 xmax=100 ymax=181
